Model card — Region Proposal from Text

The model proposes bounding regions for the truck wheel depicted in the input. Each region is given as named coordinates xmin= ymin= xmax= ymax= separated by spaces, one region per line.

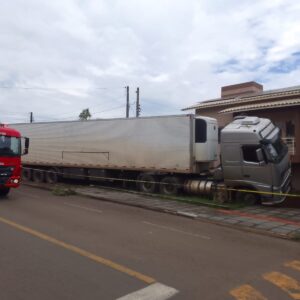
xmin=236 ymin=190 xmax=258 ymax=205
xmin=243 ymin=193 xmax=258 ymax=205
xmin=213 ymin=189 xmax=228 ymax=204
xmin=138 ymin=174 xmax=157 ymax=194
xmin=160 ymin=176 xmax=181 ymax=195
xmin=0 ymin=187 xmax=10 ymax=197
xmin=45 ymin=169 xmax=59 ymax=184
xmin=32 ymin=169 xmax=45 ymax=183
xmin=22 ymin=168 xmax=32 ymax=181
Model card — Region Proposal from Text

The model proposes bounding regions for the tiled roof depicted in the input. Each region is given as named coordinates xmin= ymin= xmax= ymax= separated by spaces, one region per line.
xmin=182 ymin=85 xmax=300 ymax=111
xmin=219 ymin=98 xmax=300 ymax=114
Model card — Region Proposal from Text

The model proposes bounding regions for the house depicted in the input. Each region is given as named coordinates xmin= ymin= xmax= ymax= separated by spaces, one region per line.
xmin=182 ymin=81 xmax=300 ymax=189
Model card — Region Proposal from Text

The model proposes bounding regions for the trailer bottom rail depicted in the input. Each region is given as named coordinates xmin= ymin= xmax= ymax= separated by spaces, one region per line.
xmin=20 ymin=167 xmax=300 ymax=201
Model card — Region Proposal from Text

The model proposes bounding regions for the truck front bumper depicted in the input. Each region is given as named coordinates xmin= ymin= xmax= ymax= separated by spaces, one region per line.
xmin=1 ymin=176 xmax=21 ymax=188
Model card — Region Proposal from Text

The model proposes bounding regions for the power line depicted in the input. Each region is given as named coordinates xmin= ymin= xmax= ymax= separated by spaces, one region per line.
xmin=46 ymin=97 xmax=125 ymax=118
xmin=27 ymin=104 xmax=126 ymax=123
xmin=0 ymin=102 xmax=126 ymax=123
xmin=0 ymin=86 xmax=110 ymax=91
xmin=2 ymin=92 xmax=125 ymax=120
xmin=0 ymin=86 xmax=143 ymax=122
xmin=0 ymin=111 xmax=28 ymax=117
xmin=93 ymin=104 xmax=125 ymax=115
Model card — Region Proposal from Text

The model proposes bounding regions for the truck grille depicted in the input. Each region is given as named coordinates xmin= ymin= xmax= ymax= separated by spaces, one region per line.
xmin=0 ymin=166 xmax=13 ymax=185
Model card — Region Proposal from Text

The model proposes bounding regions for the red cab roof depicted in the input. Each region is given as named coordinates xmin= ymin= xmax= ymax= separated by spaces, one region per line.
xmin=0 ymin=125 xmax=21 ymax=138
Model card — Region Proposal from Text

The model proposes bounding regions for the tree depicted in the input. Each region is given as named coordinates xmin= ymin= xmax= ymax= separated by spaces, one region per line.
xmin=79 ymin=108 xmax=91 ymax=121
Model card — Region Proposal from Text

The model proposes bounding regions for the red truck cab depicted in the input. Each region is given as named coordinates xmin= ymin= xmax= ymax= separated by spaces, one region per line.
xmin=0 ymin=124 xmax=29 ymax=197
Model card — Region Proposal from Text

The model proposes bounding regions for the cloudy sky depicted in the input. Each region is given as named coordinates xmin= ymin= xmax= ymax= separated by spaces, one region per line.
xmin=1 ymin=0 xmax=300 ymax=123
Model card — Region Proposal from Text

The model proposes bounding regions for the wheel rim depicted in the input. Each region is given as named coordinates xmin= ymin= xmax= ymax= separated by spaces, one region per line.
xmin=139 ymin=175 xmax=156 ymax=193
xmin=33 ymin=171 xmax=44 ymax=183
xmin=164 ymin=183 xmax=174 ymax=193
xmin=22 ymin=169 xmax=31 ymax=181
xmin=160 ymin=177 xmax=180 ymax=195
xmin=244 ymin=193 xmax=257 ymax=205
xmin=144 ymin=181 xmax=152 ymax=190
xmin=46 ymin=171 xmax=58 ymax=184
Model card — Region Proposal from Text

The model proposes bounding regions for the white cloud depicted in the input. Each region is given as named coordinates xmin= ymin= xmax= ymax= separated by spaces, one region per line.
xmin=145 ymin=74 xmax=170 ymax=83
xmin=0 ymin=0 xmax=300 ymax=123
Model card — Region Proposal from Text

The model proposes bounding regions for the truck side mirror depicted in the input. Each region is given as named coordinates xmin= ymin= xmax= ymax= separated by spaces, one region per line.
xmin=22 ymin=137 xmax=29 ymax=155
xmin=256 ymin=148 xmax=265 ymax=165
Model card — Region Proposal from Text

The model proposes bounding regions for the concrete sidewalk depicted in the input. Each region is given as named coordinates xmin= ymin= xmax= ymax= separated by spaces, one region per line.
xmin=25 ymin=182 xmax=300 ymax=240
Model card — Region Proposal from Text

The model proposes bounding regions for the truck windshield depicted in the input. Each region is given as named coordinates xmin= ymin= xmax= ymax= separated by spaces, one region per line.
xmin=264 ymin=138 xmax=287 ymax=163
xmin=0 ymin=135 xmax=21 ymax=157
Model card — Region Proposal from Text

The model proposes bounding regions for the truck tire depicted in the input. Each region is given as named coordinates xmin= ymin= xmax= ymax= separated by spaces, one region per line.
xmin=160 ymin=176 xmax=181 ymax=195
xmin=138 ymin=173 xmax=157 ymax=194
xmin=213 ymin=188 xmax=228 ymax=204
xmin=236 ymin=190 xmax=258 ymax=205
xmin=243 ymin=192 xmax=258 ymax=205
xmin=32 ymin=169 xmax=45 ymax=183
xmin=45 ymin=168 xmax=59 ymax=184
xmin=0 ymin=187 xmax=10 ymax=197
xmin=22 ymin=168 xmax=32 ymax=181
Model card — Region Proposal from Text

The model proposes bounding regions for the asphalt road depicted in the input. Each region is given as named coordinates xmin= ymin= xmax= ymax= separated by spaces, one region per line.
xmin=0 ymin=185 xmax=299 ymax=300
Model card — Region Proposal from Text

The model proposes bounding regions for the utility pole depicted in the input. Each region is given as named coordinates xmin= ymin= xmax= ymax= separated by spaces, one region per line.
xmin=136 ymin=87 xmax=141 ymax=117
xmin=126 ymin=86 xmax=130 ymax=118
xmin=30 ymin=112 xmax=33 ymax=123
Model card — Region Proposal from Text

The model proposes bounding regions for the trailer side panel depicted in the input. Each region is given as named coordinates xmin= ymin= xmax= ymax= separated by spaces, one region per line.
xmin=14 ymin=115 xmax=193 ymax=173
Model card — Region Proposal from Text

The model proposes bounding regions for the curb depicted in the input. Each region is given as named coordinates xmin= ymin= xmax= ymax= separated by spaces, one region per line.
xmin=85 ymin=184 xmax=231 ymax=210
xmin=22 ymin=182 xmax=300 ymax=242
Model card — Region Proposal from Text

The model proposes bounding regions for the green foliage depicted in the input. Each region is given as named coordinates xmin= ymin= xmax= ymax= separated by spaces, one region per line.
xmin=79 ymin=108 xmax=91 ymax=120
xmin=291 ymin=232 xmax=300 ymax=241
xmin=52 ymin=185 xmax=76 ymax=196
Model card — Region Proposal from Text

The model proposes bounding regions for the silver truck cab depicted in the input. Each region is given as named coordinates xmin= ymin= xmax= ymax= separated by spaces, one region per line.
xmin=220 ymin=116 xmax=291 ymax=205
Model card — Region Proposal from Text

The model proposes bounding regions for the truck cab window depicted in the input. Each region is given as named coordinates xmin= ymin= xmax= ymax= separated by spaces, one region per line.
xmin=0 ymin=136 xmax=21 ymax=156
xmin=195 ymin=119 xmax=207 ymax=143
xmin=242 ymin=145 xmax=260 ymax=163
xmin=264 ymin=139 xmax=287 ymax=163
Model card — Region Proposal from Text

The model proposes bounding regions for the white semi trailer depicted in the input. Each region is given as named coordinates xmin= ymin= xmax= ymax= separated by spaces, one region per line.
xmin=13 ymin=114 xmax=291 ymax=204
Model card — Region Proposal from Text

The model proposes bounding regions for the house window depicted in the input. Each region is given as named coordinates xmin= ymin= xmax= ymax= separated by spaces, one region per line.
xmin=218 ymin=127 xmax=224 ymax=144
xmin=286 ymin=121 xmax=295 ymax=137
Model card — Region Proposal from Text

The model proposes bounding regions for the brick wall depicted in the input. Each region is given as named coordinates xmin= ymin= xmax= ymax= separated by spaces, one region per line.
xmin=221 ymin=81 xmax=263 ymax=98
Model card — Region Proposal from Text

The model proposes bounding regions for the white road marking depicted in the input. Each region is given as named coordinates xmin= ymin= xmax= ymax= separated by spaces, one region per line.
xmin=143 ymin=221 xmax=211 ymax=240
xmin=64 ymin=202 xmax=102 ymax=214
xmin=116 ymin=282 xmax=178 ymax=300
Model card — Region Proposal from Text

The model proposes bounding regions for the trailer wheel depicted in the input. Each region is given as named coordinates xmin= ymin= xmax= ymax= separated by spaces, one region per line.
xmin=0 ymin=187 xmax=10 ymax=197
xmin=32 ymin=169 xmax=45 ymax=183
xmin=138 ymin=173 xmax=157 ymax=194
xmin=22 ymin=168 xmax=32 ymax=181
xmin=160 ymin=176 xmax=181 ymax=195
xmin=45 ymin=169 xmax=59 ymax=184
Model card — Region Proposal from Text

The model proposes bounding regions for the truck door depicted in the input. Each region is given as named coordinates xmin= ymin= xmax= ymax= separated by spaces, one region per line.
xmin=241 ymin=145 xmax=272 ymax=190
xmin=221 ymin=144 xmax=243 ymax=185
